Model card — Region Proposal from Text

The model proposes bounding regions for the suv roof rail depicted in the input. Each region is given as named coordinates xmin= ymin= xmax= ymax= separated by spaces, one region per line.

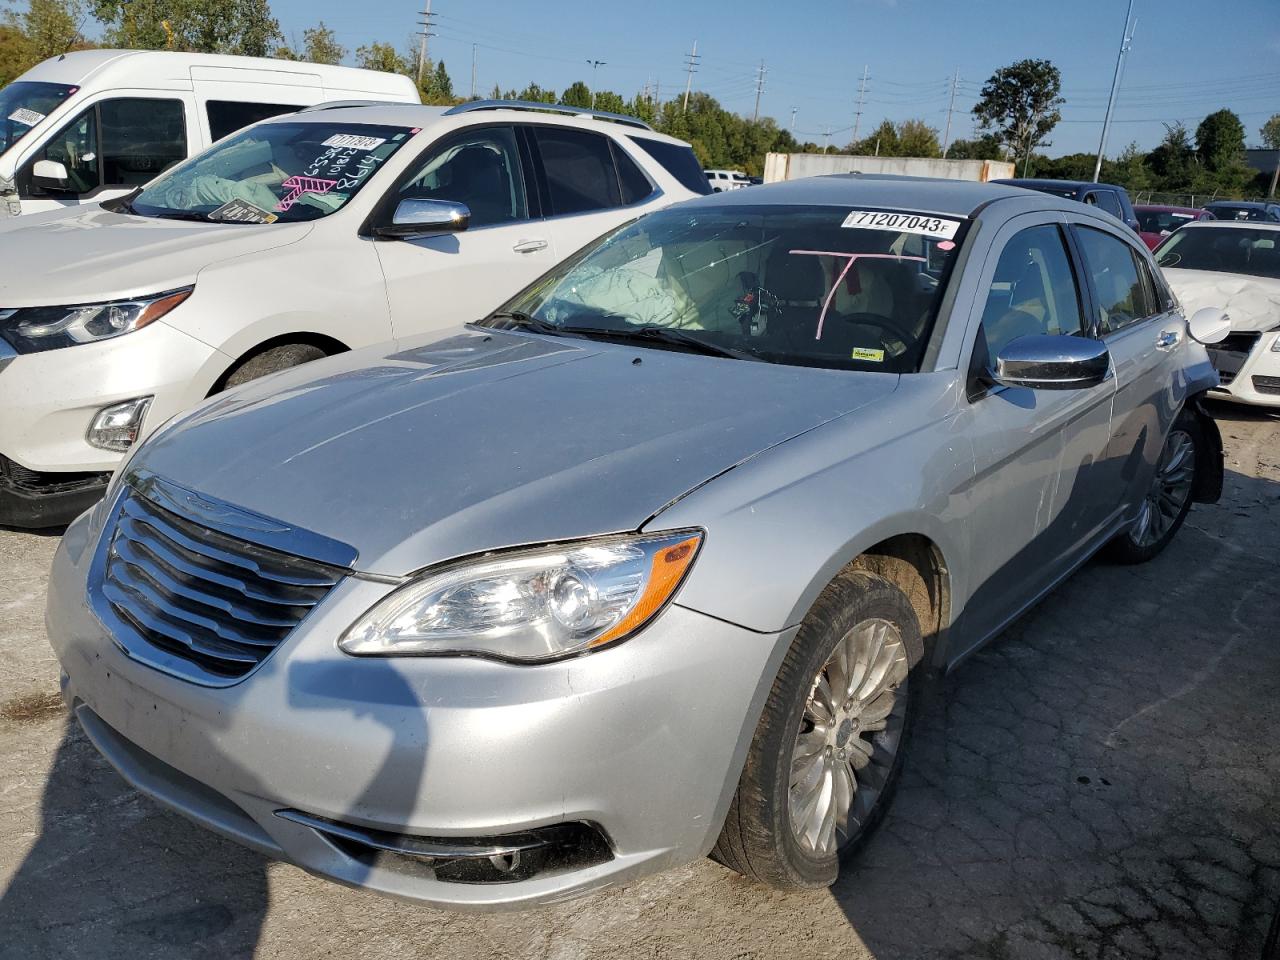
xmin=443 ymin=99 xmax=653 ymax=131
xmin=296 ymin=99 xmax=408 ymax=113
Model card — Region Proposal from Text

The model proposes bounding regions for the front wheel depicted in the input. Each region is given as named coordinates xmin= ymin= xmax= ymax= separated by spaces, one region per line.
xmin=712 ymin=571 xmax=922 ymax=888
xmin=1108 ymin=409 xmax=1201 ymax=564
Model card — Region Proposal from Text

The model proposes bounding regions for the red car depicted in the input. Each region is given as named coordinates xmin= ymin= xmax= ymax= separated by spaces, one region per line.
xmin=1135 ymin=205 xmax=1213 ymax=250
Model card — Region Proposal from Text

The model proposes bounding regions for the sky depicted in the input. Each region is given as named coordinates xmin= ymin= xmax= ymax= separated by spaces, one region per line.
xmin=265 ymin=0 xmax=1280 ymax=156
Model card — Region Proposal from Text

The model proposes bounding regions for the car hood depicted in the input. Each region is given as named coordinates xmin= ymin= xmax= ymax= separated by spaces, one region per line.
xmin=131 ymin=330 xmax=899 ymax=576
xmin=0 ymin=205 xmax=311 ymax=306
xmin=1164 ymin=268 xmax=1280 ymax=333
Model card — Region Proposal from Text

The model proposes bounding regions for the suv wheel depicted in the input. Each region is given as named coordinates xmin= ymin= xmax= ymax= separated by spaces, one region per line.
xmin=712 ymin=571 xmax=921 ymax=888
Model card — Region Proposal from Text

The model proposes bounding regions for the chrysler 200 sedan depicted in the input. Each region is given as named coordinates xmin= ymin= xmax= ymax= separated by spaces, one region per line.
xmin=47 ymin=176 xmax=1226 ymax=909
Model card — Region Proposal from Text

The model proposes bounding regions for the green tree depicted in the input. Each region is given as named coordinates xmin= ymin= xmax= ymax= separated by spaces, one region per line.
xmin=516 ymin=82 xmax=555 ymax=104
xmin=973 ymin=58 xmax=1064 ymax=175
xmin=1195 ymin=108 xmax=1249 ymax=195
xmin=1146 ymin=122 xmax=1196 ymax=191
xmin=1 ymin=0 xmax=88 ymax=78
xmin=93 ymin=0 xmax=281 ymax=56
xmin=897 ymin=119 xmax=941 ymax=158
xmin=1261 ymin=114 xmax=1280 ymax=198
xmin=946 ymin=134 xmax=1003 ymax=161
xmin=850 ymin=119 xmax=898 ymax=156
xmin=300 ymin=21 xmax=343 ymax=65
xmin=0 ymin=22 xmax=27 ymax=84
xmin=560 ymin=80 xmax=591 ymax=108
xmin=418 ymin=59 xmax=454 ymax=104
xmin=355 ymin=41 xmax=409 ymax=75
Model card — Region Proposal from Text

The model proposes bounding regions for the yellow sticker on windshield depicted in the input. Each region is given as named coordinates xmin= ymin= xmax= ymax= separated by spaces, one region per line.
xmin=851 ymin=347 xmax=885 ymax=362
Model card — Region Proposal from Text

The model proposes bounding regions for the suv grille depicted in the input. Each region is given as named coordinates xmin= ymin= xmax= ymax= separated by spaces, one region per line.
xmin=1253 ymin=375 xmax=1280 ymax=396
xmin=101 ymin=489 xmax=345 ymax=680
xmin=1205 ymin=332 xmax=1261 ymax=386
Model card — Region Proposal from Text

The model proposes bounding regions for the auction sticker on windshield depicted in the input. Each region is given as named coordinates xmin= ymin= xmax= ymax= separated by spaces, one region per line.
xmin=323 ymin=134 xmax=387 ymax=151
xmin=8 ymin=108 xmax=45 ymax=127
xmin=842 ymin=210 xmax=961 ymax=240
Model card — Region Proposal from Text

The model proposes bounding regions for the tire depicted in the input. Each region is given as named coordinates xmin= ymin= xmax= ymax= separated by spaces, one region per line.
xmin=712 ymin=571 xmax=923 ymax=888
xmin=221 ymin=343 xmax=328 ymax=392
xmin=1107 ymin=408 xmax=1202 ymax=565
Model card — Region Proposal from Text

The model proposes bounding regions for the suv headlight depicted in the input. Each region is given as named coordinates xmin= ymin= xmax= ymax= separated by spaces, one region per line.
xmin=340 ymin=531 xmax=703 ymax=662
xmin=0 ymin=287 xmax=192 ymax=353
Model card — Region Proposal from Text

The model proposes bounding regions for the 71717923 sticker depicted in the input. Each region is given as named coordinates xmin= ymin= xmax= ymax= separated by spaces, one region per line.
xmin=322 ymin=134 xmax=386 ymax=151
xmin=841 ymin=210 xmax=961 ymax=240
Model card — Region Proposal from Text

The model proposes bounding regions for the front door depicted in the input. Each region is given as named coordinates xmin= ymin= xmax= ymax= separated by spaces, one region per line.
xmin=954 ymin=215 xmax=1117 ymax=654
xmin=373 ymin=124 xmax=556 ymax=338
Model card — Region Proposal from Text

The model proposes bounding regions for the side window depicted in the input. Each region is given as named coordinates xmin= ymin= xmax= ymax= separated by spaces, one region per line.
xmin=206 ymin=101 xmax=304 ymax=142
xmin=611 ymin=141 xmax=654 ymax=205
xmin=979 ymin=223 xmax=1085 ymax=360
xmin=629 ymin=136 xmax=713 ymax=195
xmin=30 ymin=106 xmax=98 ymax=194
xmin=1076 ymin=227 xmax=1155 ymax=333
xmin=396 ymin=126 xmax=527 ymax=228
xmin=100 ymin=98 xmax=187 ymax=186
xmin=1093 ymin=190 xmax=1124 ymax=220
xmin=533 ymin=126 xmax=621 ymax=216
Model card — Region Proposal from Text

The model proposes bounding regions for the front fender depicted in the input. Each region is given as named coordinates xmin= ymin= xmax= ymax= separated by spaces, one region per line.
xmin=1190 ymin=394 xmax=1224 ymax=504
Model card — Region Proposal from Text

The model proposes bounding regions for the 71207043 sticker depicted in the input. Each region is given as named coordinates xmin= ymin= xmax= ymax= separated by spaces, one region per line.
xmin=841 ymin=210 xmax=960 ymax=240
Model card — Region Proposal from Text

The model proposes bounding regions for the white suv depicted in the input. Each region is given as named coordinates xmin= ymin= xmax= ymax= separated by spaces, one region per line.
xmin=0 ymin=100 xmax=711 ymax=527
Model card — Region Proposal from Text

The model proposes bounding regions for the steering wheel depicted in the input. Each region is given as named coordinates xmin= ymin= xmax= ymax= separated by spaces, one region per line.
xmin=837 ymin=311 xmax=916 ymax=347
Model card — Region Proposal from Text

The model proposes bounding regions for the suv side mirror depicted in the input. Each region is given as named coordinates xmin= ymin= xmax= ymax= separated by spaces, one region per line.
xmin=31 ymin=159 xmax=72 ymax=192
xmin=1187 ymin=307 xmax=1231 ymax=345
xmin=992 ymin=335 xmax=1111 ymax=391
xmin=374 ymin=199 xmax=471 ymax=240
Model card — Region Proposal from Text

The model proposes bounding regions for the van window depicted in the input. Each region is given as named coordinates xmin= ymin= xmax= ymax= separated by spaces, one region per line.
xmin=100 ymin=99 xmax=187 ymax=186
xmin=206 ymin=101 xmax=306 ymax=142
xmin=533 ymin=126 xmax=621 ymax=216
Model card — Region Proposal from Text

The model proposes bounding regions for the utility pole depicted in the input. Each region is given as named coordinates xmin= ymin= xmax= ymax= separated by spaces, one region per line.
xmin=1093 ymin=0 xmax=1137 ymax=183
xmin=823 ymin=126 xmax=832 ymax=154
xmin=790 ymin=107 xmax=797 ymax=134
xmin=586 ymin=59 xmax=607 ymax=109
xmin=682 ymin=40 xmax=699 ymax=113
xmin=942 ymin=68 xmax=960 ymax=158
xmin=470 ymin=43 xmax=477 ymax=100
xmin=852 ymin=65 xmax=869 ymax=143
xmin=752 ymin=59 xmax=767 ymax=124
xmin=416 ymin=0 xmax=436 ymax=88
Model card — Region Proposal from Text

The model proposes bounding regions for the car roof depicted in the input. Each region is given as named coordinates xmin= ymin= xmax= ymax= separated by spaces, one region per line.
xmin=678 ymin=174 xmax=1053 ymax=218
xmin=1136 ymin=204 xmax=1203 ymax=214
xmin=996 ymin=178 xmax=1126 ymax=191
xmin=259 ymin=101 xmax=691 ymax=144
xmin=1179 ymin=219 xmax=1280 ymax=231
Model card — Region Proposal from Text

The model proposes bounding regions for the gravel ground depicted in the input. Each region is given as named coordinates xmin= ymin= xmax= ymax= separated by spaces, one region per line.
xmin=1 ymin=403 xmax=1277 ymax=960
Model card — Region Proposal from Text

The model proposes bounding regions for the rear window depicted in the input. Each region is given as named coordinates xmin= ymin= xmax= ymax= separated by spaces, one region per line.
xmin=629 ymin=136 xmax=713 ymax=195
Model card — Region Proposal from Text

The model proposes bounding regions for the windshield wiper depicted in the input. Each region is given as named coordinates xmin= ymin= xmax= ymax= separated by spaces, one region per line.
xmin=146 ymin=210 xmax=215 ymax=223
xmin=479 ymin=311 xmax=562 ymax=334
xmin=572 ymin=325 xmax=757 ymax=361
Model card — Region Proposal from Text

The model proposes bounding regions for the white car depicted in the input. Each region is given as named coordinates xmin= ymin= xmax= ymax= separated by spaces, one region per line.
xmin=1156 ymin=221 xmax=1280 ymax=407
xmin=0 ymin=101 xmax=709 ymax=527
xmin=705 ymin=168 xmax=751 ymax=192
xmin=0 ymin=49 xmax=420 ymax=219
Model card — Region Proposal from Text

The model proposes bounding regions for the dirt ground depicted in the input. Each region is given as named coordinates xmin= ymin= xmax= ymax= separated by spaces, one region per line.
xmin=1 ymin=402 xmax=1277 ymax=960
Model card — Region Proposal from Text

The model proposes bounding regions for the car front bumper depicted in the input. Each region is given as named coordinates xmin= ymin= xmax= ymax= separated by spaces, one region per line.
xmin=46 ymin=510 xmax=792 ymax=909
xmin=0 ymin=323 xmax=226 ymax=527
xmin=1208 ymin=330 xmax=1280 ymax=408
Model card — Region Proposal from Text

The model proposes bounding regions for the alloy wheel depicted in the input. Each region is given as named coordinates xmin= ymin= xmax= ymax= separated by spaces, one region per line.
xmin=1130 ymin=429 xmax=1195 ymax=548
xmin=788 ymin=617 xmax=909 ymax=858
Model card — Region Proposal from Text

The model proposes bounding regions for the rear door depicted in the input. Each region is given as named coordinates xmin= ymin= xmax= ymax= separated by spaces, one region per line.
xmin=1068 ymin=214 xmax=1184 ymax=517
xmin=373 ymin=123 xmax=556 ymax=337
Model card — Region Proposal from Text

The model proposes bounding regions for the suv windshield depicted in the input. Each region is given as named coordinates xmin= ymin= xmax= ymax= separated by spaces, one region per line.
xmin=1156 ymin=227 xmax=1280 ymax=279
xmin=132 ymin=121 xmax=416 ymax=223
xmin=0 ymin=81 xmax=76 ymax=154
xmin=485 ymin=204 xmax=966 ymax=373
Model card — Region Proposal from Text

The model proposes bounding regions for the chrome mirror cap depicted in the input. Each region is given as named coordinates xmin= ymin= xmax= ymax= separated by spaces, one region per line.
xmin=375 ymin=199 xmax=472 ymax=240
xmin=1187 ymin=307 xmax=1231 ymax=345
xmin=992 ymin=334 xmax=1112 ymax=391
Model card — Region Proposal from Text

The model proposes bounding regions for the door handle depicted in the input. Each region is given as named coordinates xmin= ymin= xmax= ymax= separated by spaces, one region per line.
xmin=513 ymin=238 xmax=548 ymax=254
xmin=1155 ymin=330 xmax=1181 ymax=349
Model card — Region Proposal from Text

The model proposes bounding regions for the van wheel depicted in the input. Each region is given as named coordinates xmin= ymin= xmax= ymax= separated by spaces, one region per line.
xmin=711 ymin=571 xmax=921 ymax=888
xmin=1107 ymin=409 xmax=1201 ymax=564
xmin=220 ymin=343 xmax=328 ymax=392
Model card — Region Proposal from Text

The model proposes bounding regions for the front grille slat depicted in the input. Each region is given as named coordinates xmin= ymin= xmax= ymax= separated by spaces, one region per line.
xmin=100 ymin=487 xmax=347 ymax=681
xmin=1207 ymin=332 xmax=1261 ymax=386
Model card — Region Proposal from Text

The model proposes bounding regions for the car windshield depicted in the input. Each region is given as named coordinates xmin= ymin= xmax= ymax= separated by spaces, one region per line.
xmin=485 ymin=204 xmax=967 ymax=373
xmin=131 ymin=121 xmax=416 ymax=223
xmin=0 ymin=81 xmax=77 ymax=154
xmin=1138 ymin=209 xmax=1197 ymax=234
xmin=1156 ymin=227 xmax=1280 ymax=279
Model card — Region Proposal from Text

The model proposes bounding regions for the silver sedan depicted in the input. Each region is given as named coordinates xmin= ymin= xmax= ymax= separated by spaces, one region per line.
xmin=46 ymin=175 xmax=1226 ymax=908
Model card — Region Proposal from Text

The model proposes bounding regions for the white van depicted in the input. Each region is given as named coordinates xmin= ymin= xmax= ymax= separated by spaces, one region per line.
xmin=0 ymin=49 xmax=419 ymax=218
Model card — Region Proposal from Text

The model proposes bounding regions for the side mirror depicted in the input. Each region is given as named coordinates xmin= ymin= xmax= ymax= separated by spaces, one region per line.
xmin=374 ymin=199 xmax=470 ymax=240
xmin=1187 ymin=306 xmax=1231 ymax=345
xmin=31 ymin=159 xmax=71 ymax=192
xmin=992 ymin=334 xmax=1112 ymax=391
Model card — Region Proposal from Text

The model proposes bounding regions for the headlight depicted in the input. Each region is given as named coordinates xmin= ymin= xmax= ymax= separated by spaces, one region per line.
xmin=0 ymin=287 xmax=192 ymax=353
xmin=340 ymin=531 xmax=703 ymax=662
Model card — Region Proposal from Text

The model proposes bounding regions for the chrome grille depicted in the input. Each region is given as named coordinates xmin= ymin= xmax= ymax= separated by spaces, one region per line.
xmin=102 ymin=488 xmax=345 ymax=680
